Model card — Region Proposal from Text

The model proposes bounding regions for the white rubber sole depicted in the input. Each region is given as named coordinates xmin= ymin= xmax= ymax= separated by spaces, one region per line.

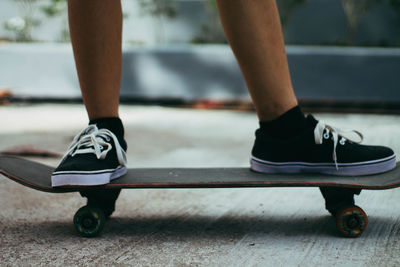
xmin=51 ymin=165 xmax=127 ymax=187
xmin=250 ymin=154 xmax=396 ymax=176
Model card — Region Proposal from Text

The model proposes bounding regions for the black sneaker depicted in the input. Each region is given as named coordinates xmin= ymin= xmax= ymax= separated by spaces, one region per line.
xmin=250 ymin=115 xmax=396 ymax=176
xmin=51 ymin=124 xmax=127 ymax=187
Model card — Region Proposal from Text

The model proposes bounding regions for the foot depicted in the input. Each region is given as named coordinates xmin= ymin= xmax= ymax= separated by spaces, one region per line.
xmin=52 ymin=124 xmax=127 ymax=187
xmin=251 ymin=115 xmax=396 ymax=176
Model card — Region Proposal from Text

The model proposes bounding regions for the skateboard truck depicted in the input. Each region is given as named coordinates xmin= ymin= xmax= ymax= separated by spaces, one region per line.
xmin=74 ymin=189 xmax=121 ymax=237
xmin=320 ymin=187 xmax=368 ymax=237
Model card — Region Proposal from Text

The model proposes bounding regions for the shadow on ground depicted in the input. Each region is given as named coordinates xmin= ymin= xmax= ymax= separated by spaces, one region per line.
xmin=4 ymin=214 xmax=396 ymax=239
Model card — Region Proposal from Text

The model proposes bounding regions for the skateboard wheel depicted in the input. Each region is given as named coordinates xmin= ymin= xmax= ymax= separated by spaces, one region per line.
xmin=336 ymin=205 xmax=368 ymax=238
xmin=73 ymin=206 xmax=105 ymax=237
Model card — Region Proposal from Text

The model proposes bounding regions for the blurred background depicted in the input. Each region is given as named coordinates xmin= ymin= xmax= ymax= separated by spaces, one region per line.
xmin=0 ymin=0 xmax=399 ymax=113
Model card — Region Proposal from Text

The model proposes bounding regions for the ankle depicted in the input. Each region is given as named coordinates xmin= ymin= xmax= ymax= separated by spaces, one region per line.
xmin=258 ymin=106 xmax=308 ymax=139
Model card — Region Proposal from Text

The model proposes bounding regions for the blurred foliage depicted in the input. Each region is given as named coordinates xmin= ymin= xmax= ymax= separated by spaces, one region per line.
xmin=277 ymin=0 xmax=308 ymax=29
xmin=193 ymin=0 xmax=309 ymax=44
xmin=388 ymin=0 xmax=400 ymax=16
xmin=4 ymin=0 xmax=41 ymax=42
xmin=40 ymin=0 xmax=69 ymax=42
xmin=41 ymin=0 xmax=66 ymax=17
xmin=138 ymin=0 xmax=178 ymax=43
xmin=192 ymin=0 xmax=226 ymax=44
xmin=2 ymin=0 xmax=400 ymax=46
xmin=341 ymin=0 xmax=383 ymax=45
xmin=387 ymin=0 xmax=400 ymax=46
xmin=138 ymin=0 xmax=178 ymax=19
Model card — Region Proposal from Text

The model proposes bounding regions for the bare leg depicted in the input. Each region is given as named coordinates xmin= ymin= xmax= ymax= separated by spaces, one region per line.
xmin=52 ymin=0 xmax=126 ymax=187
xmin=215 ymin=0 xmax=297 ymax=121
xmin=68 ymin=0 xmax=122 ymax=120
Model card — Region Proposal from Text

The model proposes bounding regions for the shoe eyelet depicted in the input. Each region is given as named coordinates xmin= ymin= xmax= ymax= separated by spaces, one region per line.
xmin=99 ymin=145 xmax=104 ymax=150
xmin=323 ymin=133 xmax=329 ymax=139
xmin=106 ymin=137 xmax=110 ymax=141
xmin=339 ymin=139 xmax=346 ymax=145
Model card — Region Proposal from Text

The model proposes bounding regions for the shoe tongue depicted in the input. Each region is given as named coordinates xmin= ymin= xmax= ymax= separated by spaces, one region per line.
xmin=84 ymin=126 xmax=97 ymax=135
xmin=93 ymin=121 xmax=109 ymax=131
xmin=91 ymin=121 xmax=127 ymax=151
xmin=90 ymin=120 xmax=124 ymax=138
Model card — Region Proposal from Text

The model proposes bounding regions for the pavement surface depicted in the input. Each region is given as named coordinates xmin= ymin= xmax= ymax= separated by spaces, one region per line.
xmin=0 ymin=104 xmax=400 ymax=266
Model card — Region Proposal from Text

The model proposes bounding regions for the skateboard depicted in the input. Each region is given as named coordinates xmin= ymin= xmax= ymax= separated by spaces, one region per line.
xmin=1 ymin=155 xmax=400 ymax=238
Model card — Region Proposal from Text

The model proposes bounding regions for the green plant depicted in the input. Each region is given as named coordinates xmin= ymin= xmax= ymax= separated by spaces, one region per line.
xmin=341 ymin=0 xmax=382 ymax=45
xmin=388 ymin=0 xmax=400 ymax=12
xmin=386 ymin=0 xmax=400 ymax=46
xmin=192 ymin=0 xmax=226 ymax=44
xmin=4 ymin=0 xmax=41 ymax=42
xmin=138 ymin=0 xmax=178 ymax=43
xmin=193 ymin=0 xmax=308 ymax=44
xmin=277 ymin=0 xmax=308 ymax=29
xmin=138 ymin=0 xmax=177 ymax=18
xmin=40 ymin=0 xmax=69 ymax=42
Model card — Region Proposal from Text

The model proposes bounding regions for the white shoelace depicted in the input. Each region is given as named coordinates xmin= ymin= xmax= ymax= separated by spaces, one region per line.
xmin=60 ymin=125 xmax=127 ymax=166
xmin=314 ymin=121 xmax=363 ymax=169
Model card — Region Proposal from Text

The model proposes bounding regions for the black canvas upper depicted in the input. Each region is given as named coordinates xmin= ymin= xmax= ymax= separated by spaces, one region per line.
xmin=54 ymin=118 xmax=127 ymax=173
xmin=252 ymin=115 xmax=394 ymax=164
xmin=89 ymin=117 xmax=127 ymax=150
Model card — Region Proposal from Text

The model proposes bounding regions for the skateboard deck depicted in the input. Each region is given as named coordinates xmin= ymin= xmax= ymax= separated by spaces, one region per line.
xmin=1 ymin=155 xmax=400 ymax=192
xmin=1 ymin=155 xmax=400 ymax=238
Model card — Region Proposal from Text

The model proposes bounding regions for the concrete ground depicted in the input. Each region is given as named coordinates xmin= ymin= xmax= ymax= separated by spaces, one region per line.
xmin=0 ymin=104 xmax=400 ymax=266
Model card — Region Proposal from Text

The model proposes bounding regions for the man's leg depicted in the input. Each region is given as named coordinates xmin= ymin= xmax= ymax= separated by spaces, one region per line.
xmin=216 ymin=0 xmax=297 ymax=121
xmin=52 ymin=0 xmax=127 ymax=187
xmin=68 ymin=0 xmax=122 ymax=120
xmin=216 ymin=0 xmax=395 ymax=175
